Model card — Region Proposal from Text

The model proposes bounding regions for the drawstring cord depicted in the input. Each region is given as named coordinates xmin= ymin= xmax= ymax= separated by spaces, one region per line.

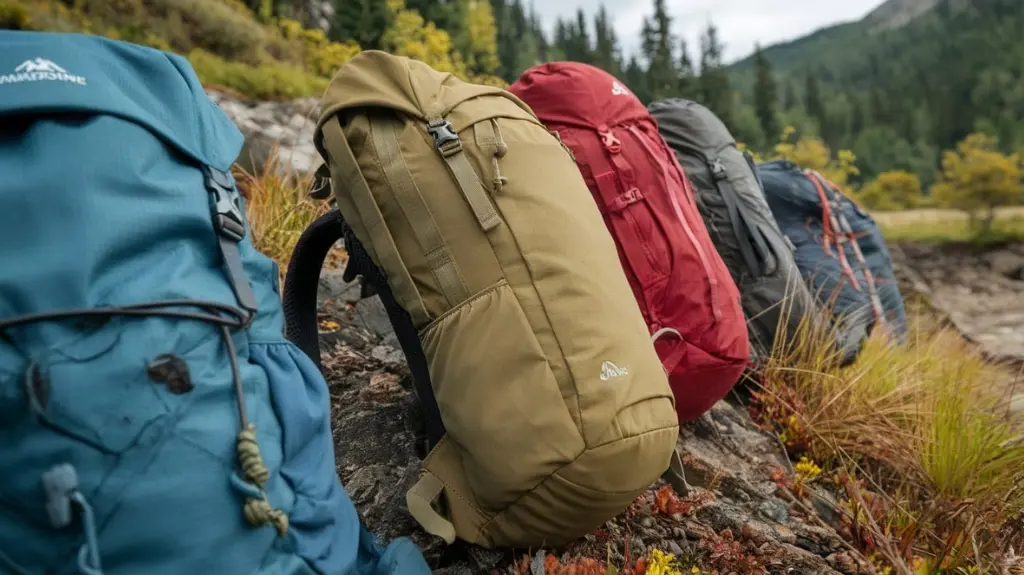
xmin=72 ymin=491 xmax=103 ymax=575
xmin=222 ymin=323 xmax=289 ymax=536
xmin=490 ymin=119 xmax=509 ymax=192
xmin=41 ymin=464 xmax=103 ymax=575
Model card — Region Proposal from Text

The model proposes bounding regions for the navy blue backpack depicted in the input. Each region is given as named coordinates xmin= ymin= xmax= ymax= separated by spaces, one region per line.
xmin=0 ymin=30 xmax=431 ymax=575
xmin=758 ymin=161 xmax=909 ymax=360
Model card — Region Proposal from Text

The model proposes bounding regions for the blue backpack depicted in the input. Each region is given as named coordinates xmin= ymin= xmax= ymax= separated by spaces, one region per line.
xmin=0 ymin=31 xmax=431 ymax=575
xmin=758 ymin=161 xmax=909 ymax=359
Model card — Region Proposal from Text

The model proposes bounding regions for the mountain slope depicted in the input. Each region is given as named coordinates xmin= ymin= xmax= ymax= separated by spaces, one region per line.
xmin=729 ymin=0 xmax=947 ymax=77
xmin=727 ymin=0 xmax=1024 ymax=185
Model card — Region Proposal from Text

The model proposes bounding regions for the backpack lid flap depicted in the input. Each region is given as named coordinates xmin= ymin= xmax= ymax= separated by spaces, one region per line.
xmin=316 ymin=50 xmax=534 ymax=139
xmin=758 ymin=160 xmax=828 ymax=214
xmin=648 ymin=98 xmax=735 ymax=159
xmin=510 ymin=62 xmax=649 ymax=130
xmin=0 ymin=31 xmax=243 ymax=172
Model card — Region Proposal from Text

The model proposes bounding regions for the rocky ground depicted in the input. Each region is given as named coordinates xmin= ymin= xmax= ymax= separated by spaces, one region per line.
xmin=313 ymin=238 xmax=1024 ymax=574
xmin=890 ymin=240 xmax=1024 ymax=364
xmin=891 ymin=240 xmax=1024 ymax=414
xmin=207 ymin=91 xmax=321 ymax=176
xmin=316 ymin=271 xmax=881 ymax=574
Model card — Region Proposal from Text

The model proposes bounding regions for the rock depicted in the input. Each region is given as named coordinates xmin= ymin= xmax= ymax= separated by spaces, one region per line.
xmin=207 ymin=90 xmax=322 ymax=176
xmin=319 ymin=270 xmax=398 ymax=346
xmin=986 ymin=248 xmax=1024 ymax=281
xmin=891 ymin=240 xmax=1024 ymax=417
xmin=892 ymin=240 xmax=1024 ymax=366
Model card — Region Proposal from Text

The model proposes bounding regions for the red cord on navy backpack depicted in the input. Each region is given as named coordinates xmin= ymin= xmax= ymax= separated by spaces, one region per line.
xmin=805 ymin=170 xmax=887 ymax=332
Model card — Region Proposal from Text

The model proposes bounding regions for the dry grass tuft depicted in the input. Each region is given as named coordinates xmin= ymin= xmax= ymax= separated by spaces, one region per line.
xmin=750 ymin=305 xmax=1024 ymax=574
xmin=234 ymin=144 xmax=336 ymax=284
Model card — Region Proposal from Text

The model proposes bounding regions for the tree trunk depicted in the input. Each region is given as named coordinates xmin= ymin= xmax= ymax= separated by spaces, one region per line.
xmin=982 ymin=205 xmax=996 ymax=233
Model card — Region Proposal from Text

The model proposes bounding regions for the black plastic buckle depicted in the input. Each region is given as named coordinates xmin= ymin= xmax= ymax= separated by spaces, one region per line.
xmin=204 ymin=167 xmax=246 ymax=242
xmin=427 ymin=119 xmax=461 ymax=155
xmin=203 ymin=166 xmax=258 ymax=317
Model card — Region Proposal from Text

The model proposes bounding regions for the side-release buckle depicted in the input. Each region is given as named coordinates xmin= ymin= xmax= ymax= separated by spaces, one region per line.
xmin=204 ymin=166 xmax=258 ymax=316
xmin=205 ymin=167 xmax=246 ymax=242
xmin=427 ymin=119 xmax=462 ymax=157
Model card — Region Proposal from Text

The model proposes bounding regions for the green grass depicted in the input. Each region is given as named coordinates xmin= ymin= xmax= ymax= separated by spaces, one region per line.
xmin=874 ymin=207 xmax=1024 ymax=245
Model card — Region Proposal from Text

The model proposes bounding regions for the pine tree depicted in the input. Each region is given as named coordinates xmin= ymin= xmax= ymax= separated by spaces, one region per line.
xmin=752 ymin=43 xmax=779 ymax=142
xmin=803 ymin=69 xmax=824 ymax=125
xmin=698 ymin=20 xmax=733 ymax=126
xmin=677 ymin=37 xmax=696 ymax=98
xmin=527 ymin=4 xmax=551 ymax=61
xmin=783 ymin=80 xmax=798 ymax=111
xmin=640 ymin=0 xmax=677 ymax=101
xmin=570 ymin=8 xmax=592 ymax=64
xmin=624 ymin=55 xmax=651 ymax=103
xmin=592 ymin=5 xmax=621 ymax=76
xmin=329 ymin=0 xmax=394 ymax=48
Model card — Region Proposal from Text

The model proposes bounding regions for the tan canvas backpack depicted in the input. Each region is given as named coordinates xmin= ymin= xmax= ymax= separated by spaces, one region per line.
xmin=311 ymin=50 xmax=681 ymax=549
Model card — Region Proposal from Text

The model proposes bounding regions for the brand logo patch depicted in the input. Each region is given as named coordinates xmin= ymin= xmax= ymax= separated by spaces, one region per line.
xmin=600 ymin=361 xmax=629 ymax=381
xmin=1 ymin=58 xmax=87 ymax=86
xmin=611 ymin=81 xmax=630 ymax=96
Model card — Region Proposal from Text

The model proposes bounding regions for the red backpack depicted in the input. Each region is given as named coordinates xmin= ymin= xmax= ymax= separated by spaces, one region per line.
xmin=509 ymin=62 xmax=750 ymax=422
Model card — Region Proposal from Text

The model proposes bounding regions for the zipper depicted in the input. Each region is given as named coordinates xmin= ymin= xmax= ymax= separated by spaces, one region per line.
xmin=627 ymin=124 xmax=722 ymax=321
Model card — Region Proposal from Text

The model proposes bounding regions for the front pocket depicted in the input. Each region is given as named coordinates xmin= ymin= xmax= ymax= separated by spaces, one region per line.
xmin=29 ymin=320 xmax=218 ymax=455
xmin=418 ymin=280 xmax=584 ymax=512
xmin=0 ymin=318 xmax=227 ymax=574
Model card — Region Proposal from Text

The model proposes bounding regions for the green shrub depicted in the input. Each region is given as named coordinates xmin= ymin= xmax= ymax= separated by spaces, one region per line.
xmin=278 ymin=18 xmax=359 ymax=77
xmin=4 ymin=0 xmax=353 ymax=99
xmin=188 ymin=48 xmax=328 ymax=100
xmin=145 ymin=0 xmax=288 ymax=64
xmin=0 ymin=0 xmax=30 ymax=29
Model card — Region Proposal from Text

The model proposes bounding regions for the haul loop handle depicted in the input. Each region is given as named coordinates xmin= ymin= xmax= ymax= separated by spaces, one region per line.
xmin=407 ymin=471 xmax=457 ymax=544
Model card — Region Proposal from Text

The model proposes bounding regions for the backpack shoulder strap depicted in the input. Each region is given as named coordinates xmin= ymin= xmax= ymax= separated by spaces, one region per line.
xmin=707 ymin=154 xmax=775 ymax=278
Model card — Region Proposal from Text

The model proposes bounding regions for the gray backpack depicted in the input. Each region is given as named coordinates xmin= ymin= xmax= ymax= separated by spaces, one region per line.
xmin=648 ymin=98 xmax=822 ymax=362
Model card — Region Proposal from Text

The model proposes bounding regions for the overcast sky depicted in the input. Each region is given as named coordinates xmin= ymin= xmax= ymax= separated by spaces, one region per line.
xmin=531 ymin=0 xmax=887 ymax=64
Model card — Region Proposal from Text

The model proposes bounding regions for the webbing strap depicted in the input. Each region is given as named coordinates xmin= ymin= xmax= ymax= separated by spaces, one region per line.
xmin=806 ymin=171 xmax=887 ymax=328
xmin=807 ymin=172 xmax=861 ymax=290
xmin=204 ymin=167 xmax=257 ymax=318
xmin=710 ymin=159 xmax=774 ymax=279
xmin=320 ymin=117 xmax=430 ymax=326
xmin=427 ymin=118 xmax=501 ymax=232
xmin=371 ymin=118 xmax=470 ymax=307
